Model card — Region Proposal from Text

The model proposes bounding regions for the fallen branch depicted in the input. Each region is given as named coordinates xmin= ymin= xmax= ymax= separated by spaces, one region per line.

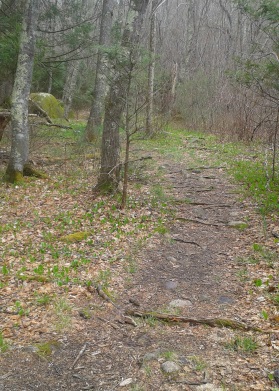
xmin=37 ymin=122 xmax=72 ymax=129
xmin=96 ymin=284 xmax=116 ymax=306
xmin=97 ymin=316 xmax=120 ymax=330
xmin=173 ymin=187 xmax=214 ymax=192
xmin=185 ymin=166 xmax=226 ymax=170
xmin=168 ymin=379 xmax=207 ymax=386
xmin=29 ymin=98 xmax=52 ymax=123
xmin=71 ymin=343 xmax=87 ymax=369
xmin=87 ymin=283 xmax=120 ymax=310
xmin=125 ymin=310 xmax=263 ymax=332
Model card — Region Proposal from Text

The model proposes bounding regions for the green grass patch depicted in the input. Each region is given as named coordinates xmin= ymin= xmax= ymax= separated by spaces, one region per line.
xmin=0 ymin=331 xmax=9 ymax=353
xmin=225 ymin=336 xmax=258 ymax=353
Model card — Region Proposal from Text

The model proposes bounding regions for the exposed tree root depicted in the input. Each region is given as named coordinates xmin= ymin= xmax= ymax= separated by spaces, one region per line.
xmin=175 ymin=217 xmax=224 ymax=227
xmin=23 ymin=162 xmax=49 ymax=179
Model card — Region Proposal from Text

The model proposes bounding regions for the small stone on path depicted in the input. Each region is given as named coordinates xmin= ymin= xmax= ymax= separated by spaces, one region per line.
xmin=274 ymin=368 xmax=279 ymax=385
xmin=196 ymin=385 xmax=223 ymax=391
xmin=169 ymin=299 xmax=192 ymax=308
xmin=165 ymin=280 xmax=178 ymax=290
xmin=218 ymin=296 xmax=234 ymax=304
xmin=119 ymin=378 xmax=133 ymax=387
xmin=142 ymin=350 xmax=161 ymax=362
xmin=166 ymin=256 xmax=178 ymax=263
xmin=228 ymin=221 xmax=248 ymax=229
xmin=161 ymin=361 xmax=180 ymax=373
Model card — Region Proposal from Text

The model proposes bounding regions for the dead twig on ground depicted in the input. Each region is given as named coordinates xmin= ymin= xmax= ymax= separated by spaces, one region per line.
xmin=71 ymin=343 xmax=87 ymax=369
xmin=125 ymin=310 xmax=263 ymax=332
xmin=168 ymin=379 xmax=207 ymax=386
xmin=37 ymin=122 xmax=73 ymax=129
xmin=185 ymin=166 xmax=226 ymax=170
xmin=97 ymin=316 xmax=120 ymax=330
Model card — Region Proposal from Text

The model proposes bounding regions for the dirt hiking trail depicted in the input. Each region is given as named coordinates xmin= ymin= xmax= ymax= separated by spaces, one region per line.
xmin=0 ymin=139 xmax=278 ymax=391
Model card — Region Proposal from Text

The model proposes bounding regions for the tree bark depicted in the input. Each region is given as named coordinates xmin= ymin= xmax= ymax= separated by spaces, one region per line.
xmin=146 ymin=1 xmax=156 ymax=136
xmin=62 ymin=60 xmax=81 ymax=119
xmin=96 ymin=0 xmax=150 ymax=192
xmin=85 ymin=0 xmax=114 ymax=142
xmin=5 ymin=0 xmax=40 ymax=183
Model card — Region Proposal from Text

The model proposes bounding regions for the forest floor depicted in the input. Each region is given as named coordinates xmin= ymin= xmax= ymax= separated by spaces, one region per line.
xmin=0 ymin=125 xmax=279 ymax=391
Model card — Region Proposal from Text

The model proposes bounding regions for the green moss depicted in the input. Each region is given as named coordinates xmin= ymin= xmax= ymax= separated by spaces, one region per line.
xmin=60 ymin=231 xmax=90 ymax=243
xmin=35 ymin=340 xmax=61 ymax=358
xmin=3 ymin=167 xmax=24 ymax=183
xmin=30 ymin=93 xmax=64 ymax=119
xmin=23 ymin=163 xmax=49 ymax=179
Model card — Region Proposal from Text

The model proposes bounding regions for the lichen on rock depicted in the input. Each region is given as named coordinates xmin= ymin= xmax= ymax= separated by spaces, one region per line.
xmin=29 ymin=93 xmax=64 ymax=119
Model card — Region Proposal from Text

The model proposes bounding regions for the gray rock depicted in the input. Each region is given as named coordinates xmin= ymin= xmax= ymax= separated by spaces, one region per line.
xmin=166 ymin=256 xmax=178 ymax=263
xmin=228 ymin=221 xmax=248 ymax=229
xmin=169 ymin=299 xmax=192 ymax=308
xmin=196 ymin=385 xmax=223 ymax=391
xmin=200 ymin=294 xmax=211 ymax=302
xmin=142 ymin=350 xmax=161 ymax=362
xmin=274 ymin=368 xmax=279 ymax=385
xmin=161 ymin=361 xmax=180 ymax=373
xmin=218 ymin=296 xmax=234 ymax=304
xmin=165 ymin=280 xmax=178 ymax=290
xmin=119 ymin=378 xmax=133 ymax=387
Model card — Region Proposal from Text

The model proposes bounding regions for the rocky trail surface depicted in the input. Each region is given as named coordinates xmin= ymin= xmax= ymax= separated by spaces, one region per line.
xmin=0 ymin=139 xmax=278 ymax=391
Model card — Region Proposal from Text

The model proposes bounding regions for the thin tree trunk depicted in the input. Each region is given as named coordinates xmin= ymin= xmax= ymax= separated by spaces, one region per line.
xmin=48 ymin=67 xmax=53 ymax=94
xmin=272 ymin=108 xmax=279 ymax=181
xmin=146 ymin=1 xmax=156 ymax=136
xmin=5 ymin=0 xmax=40 ymax=183
xmin=166 ymin=61 xmax=178 ymax=120
xmin=96 ymin=0 xmax=150 ymax=192
xmin=85 ymin=0 xmax=114 ymax=142
xmin=96 ymin=78 xmax=123 ymax=192
xmin=62 ymin=60 xmax=81 ymax=119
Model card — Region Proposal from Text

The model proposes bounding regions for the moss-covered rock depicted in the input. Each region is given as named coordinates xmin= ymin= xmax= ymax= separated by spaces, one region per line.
xmin=60 ymin=232 xmax=90 ymax=243
xmin=30 ymin=93 xmax=64 ymax=119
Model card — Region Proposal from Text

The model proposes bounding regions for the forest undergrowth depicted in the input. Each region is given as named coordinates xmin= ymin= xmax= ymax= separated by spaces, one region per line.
xmin=0 ymin=121 xmax=279 ymax=390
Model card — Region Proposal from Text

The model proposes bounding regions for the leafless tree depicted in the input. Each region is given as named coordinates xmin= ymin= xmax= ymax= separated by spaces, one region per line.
xmin=5 ymin=0 xmax=40 ymax=183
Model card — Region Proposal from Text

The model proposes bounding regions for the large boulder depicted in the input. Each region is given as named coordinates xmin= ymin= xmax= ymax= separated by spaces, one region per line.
xmin=29 ymin=93 xmax=64 ymax=119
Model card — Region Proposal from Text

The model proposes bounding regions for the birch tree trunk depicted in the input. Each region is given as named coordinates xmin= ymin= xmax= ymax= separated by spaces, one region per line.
xmin=5 ymin=0 xmax=40 ymax=183
xmin=96 ymin=0 xmax=150 ymax=192
xmin=85 ymin=0 xmax=114 ymax=142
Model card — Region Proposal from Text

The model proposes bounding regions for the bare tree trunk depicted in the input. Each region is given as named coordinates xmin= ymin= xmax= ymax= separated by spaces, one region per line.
xmin=5 ymin=0 xmax=40 ymax=183
xmin=62 ymin=60 xmax=81 ymax=119
xmin=168 ymin=60 xmax=178 ymax=118
xmin=85 ymin=0 xmax=114 ymax=142
xmin=96 ymin=0 xmax=150 ymax=193
xmin=146 ymin=0 xmax=156 ymax=136
xmin=96 ymin=75 xmax=124 ymax=192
